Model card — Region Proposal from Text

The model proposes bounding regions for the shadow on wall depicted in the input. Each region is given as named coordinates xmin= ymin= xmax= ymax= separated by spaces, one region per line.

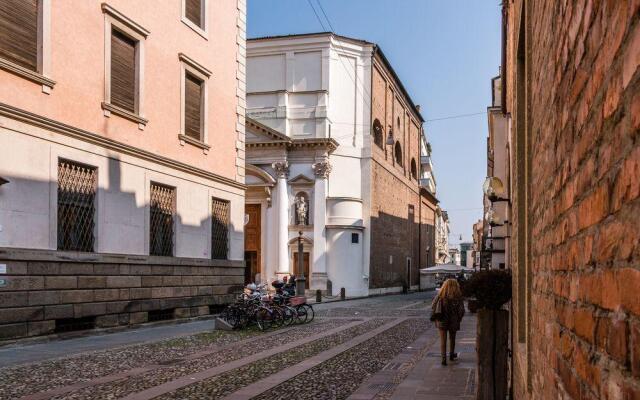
xmin=0 ymin=155 xmax=242 ymax=261
xmin=369 ymin=211 xmax=435 ymax=289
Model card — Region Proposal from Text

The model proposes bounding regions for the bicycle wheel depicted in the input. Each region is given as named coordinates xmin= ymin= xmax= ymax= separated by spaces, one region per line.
xmin=283 ymin=306 xmax=297 ymax=326
xmin=271 ymin=307 xmax=285 ymax=329
xmin=295 ymin=304 xmax=308 ymax=324
xmin=254 ymin=307 xmax=273 ymax=331
xmin=301 ymin=303 xmax=314 ymax=323
xmin=221 ymin=306 xmax=240 ymax=329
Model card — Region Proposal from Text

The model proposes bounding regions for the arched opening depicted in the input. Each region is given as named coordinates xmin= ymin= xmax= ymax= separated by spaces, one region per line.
xmin=293 ymin=191 xmax=310 ymax=225
xmin=372 ymin=119 xmax=383 ymax=149
xmin=411 ymin=158 xmax=417 ymax=179
xmin=396 ymin=116 xmax=401 ymax=129
xmin=394 ymin=141 xmax=403 ymax=166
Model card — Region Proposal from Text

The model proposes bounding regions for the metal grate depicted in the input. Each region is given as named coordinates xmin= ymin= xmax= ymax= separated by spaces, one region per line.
xmin=211 ymin=197 xmax=229 ymax=259
xmin=150 ymin=183 xmax=175 ymax=256
xmin=57 ymin=160 xmax=97 ymax=252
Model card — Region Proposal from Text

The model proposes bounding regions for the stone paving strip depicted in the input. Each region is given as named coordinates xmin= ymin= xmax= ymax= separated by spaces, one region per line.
xmin=155 ymin=318 xmax=395 ymax=400
xmin=44 ymin=318 xmax=357 ymax=400
xmin=1 ymin=330 xmax=254 ymax=399
xmin=252 ymin=318 xmax=430 ymax=400
xmin=111 ymin=318 xmax=373 ymax=400
xmin=214 ymin=318 xmax=408 ymax=400
xmin=346 ymin=325 xmax=437 ymax=400
xmin=316 ymin=308 xmax=428 ymax=318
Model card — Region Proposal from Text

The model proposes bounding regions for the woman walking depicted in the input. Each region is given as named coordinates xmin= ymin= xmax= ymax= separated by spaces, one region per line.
xmin=431 ymin=279 xmax=466 ymax=366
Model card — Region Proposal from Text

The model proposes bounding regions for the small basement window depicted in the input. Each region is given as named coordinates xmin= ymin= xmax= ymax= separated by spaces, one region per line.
xmin=351 ymin=233 xmax=359 ymax=244
xmin=55 ymin=316 xmax=96 ymax=333
xmin=148 ymin=309 xmax=175 ymax=322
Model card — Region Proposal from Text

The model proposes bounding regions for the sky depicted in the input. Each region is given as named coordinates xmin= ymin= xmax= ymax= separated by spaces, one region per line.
xmin=247 ymin=0 xmax=502 ymax=246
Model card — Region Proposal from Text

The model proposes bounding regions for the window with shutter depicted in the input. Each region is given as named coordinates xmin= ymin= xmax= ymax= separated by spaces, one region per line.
xmin=110 ymin=29 xmax=136 ymax=113
xmin=0 ymin=0 xmax=38 ymax=71
xmin=184 ymin=72 xmax=203 ymax=140
xmin=185 ymin=0 xmax=203 ymax=29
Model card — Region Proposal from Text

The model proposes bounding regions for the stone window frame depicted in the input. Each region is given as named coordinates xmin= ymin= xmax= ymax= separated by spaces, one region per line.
xmin=0 ymin=0 xmax=55 ymax=93
xmin=101 ymin=3 xmax=150 ymax=130
xmin=178 ymin=53 xmax=211 ymax=153
xmin=181 ymin=0 xmax=208 ymax=39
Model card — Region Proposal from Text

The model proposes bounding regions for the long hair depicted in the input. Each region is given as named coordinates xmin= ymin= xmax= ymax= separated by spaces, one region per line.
xmin=439 ymin=279 xmax=462 ymax=300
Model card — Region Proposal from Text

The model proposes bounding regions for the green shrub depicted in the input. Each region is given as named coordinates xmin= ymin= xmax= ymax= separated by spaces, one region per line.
xmin=462 ymin=269 xmax=512 ymax=310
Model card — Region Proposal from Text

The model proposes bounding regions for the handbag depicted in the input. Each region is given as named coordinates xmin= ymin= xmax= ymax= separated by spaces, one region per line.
xmin=430 ymin=297 xmax=443 ymax=321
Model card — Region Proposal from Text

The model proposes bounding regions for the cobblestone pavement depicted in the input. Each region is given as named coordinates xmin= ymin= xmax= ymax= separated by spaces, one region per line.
xmin=0 ymin=291 xmax=479 ymax=400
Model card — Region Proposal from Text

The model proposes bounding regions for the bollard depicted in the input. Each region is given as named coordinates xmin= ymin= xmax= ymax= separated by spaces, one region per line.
xmin=316 ymin=289 xmax=322 ymax=303
xmin=340 ymin=287 xmax=346 ymax=300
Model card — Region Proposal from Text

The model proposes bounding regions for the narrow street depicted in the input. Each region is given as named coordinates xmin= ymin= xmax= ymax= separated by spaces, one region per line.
xmin=0 ymin=292 xmax=476 ymax=400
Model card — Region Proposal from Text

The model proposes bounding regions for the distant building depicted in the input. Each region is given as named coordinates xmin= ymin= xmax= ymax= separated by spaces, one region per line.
xmin=459 ymin=242 xmax=473 ymax=267
xmin=448 ymin=247 xmax=461 ymax=266
xmin=435 ymin=208 xmax=450 ymax=263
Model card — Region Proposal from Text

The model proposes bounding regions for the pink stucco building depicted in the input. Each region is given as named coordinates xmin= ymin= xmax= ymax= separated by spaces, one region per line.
xmin=0 ymin=0 xmax=247 ymax=339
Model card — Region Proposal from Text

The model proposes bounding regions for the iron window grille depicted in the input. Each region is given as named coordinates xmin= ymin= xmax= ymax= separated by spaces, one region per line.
xmin=150 ymin=183 xmax=175 ymax=256
xmin=211 ymin=197 xmax=229 ymax=259
xmin=57 ymin=160 xmax=97 ymax=252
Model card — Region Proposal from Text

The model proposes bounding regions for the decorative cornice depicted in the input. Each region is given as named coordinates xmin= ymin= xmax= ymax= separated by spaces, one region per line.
xmin=0 ymin=102 xmax=245 ymax=190
xmin=0 ymin=58 xmax=56 ymax=89
xmin=272 ymin=161 xmax=289 ymax=178
xmin=178 ymin=53 xmax=212 ymax=77
xmin=101 ymin=3 xmax=150 ymax=37
xmin=312 ymin=161 xmax=332 ymax=178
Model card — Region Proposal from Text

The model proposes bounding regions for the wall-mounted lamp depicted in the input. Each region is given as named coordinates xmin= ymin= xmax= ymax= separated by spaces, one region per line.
xmin=482 ymin=176 xmax=508 ymax=202
xmin=485 ymin=207 xmax=504 ymax=227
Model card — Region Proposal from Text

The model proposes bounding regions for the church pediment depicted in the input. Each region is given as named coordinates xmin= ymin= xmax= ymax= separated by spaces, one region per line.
xmin=246 ymin=117 xmax=291 ymax=143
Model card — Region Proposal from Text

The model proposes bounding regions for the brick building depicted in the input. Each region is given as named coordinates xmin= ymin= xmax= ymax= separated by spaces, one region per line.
xmin=0 ymin=0 xmax=247 ymax=339
xmin=501 ymin=0 xmax=640 ymax=398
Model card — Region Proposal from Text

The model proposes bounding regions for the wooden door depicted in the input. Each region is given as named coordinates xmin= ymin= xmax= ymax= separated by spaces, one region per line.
xmin=244 ymin=204 xmax=261 ymax=283
xmin=293 ymin=252 xmax=310 ymax=289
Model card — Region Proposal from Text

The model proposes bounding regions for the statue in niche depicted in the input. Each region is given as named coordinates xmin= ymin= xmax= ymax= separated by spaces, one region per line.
xmin=296 ymin=195 xmax=308 ymax=225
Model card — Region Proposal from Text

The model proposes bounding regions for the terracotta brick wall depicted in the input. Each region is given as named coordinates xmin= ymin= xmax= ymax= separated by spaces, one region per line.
xmin=369 ymin=60 xmax=431 ymax=290
xmin=506 ymin=1 xmax=640 ymax=398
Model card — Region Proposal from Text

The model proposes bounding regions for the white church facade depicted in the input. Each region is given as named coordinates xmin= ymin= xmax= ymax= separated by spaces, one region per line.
xmin=244 ymin=33 xmax=438 ymax=297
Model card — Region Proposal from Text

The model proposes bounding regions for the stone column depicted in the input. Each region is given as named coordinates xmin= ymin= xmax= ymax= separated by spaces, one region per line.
xmin=272 ymin=161 xmax=290 ymax=275
xmin=311 ymin=160 xmax=331 ymax=291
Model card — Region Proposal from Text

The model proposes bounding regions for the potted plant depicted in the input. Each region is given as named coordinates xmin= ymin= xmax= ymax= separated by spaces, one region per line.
xmin=462 ymin=270 xmax=512 ymax=400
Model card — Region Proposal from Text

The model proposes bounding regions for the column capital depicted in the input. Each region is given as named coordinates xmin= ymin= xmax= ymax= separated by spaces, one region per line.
xmin=272 ymin=161 xmax=289 ymax=178
xmin=312 ymin=161 xmax=332 ymax=179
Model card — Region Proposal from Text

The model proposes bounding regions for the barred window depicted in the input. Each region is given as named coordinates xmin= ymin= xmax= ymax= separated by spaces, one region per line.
xmin=150 ymin=183 xmax=175 ymax=256
xmin=211 ymin=197 xmax=229 ymax=259
xmin=57 ymin=160 xmax=97 ymax=252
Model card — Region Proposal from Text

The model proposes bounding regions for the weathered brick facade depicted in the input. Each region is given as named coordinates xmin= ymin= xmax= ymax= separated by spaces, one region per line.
xmin=0 ymin=250 xmax=243 ymax=340
xmin=504 ymin=0 xmax=640 ymax=398
xmin=369 ymin=54 xmax=436 ymax=290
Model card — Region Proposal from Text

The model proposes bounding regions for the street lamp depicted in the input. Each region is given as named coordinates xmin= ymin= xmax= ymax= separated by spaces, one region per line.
xmin=485 ymin=207 xmax=504 ymax=227
xmin=482 ymin=176 xmax=508 ymax=202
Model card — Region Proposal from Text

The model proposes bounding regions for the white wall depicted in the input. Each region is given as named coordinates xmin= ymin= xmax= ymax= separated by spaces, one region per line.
xmin=0 ymin=122 xmax=244 ymax=260
xmin=327 ymin=229 xmax=366 ymax=296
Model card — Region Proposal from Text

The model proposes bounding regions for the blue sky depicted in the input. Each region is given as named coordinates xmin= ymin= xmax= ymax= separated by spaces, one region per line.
xmin=247 ymin=0 xmax=502 ymax=246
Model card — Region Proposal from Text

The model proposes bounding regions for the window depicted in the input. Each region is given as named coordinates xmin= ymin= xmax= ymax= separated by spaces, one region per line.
xmin=149 ymin=183 xmax=175 ymax=256
xmin=397 ymin=116 xmax=401 ymax=129
xmin=394 ymin=141 xmax=403 ymax=166
xmin=102 ymin=3 xmax=149 ymax=127
xmin=0 ymin=0 xmax=54 ymax=91
xmin=372 ymin=119 xmax=383 ymax=149
xmin=110 ymin=29 xmax=136 ymax=113
xmin=351 ymin=233 xmax=359 ymax=244
xmin=411 ymin=158 xmax=417 ymax=179
xmin=184 ymin=72 xmax=203 ymax=140
xmin=179 ymin=53 xmax=210 ymax=151
xmin=182 ymin=0 xmax=207 ymax=37
xmin=57 ymin=160 xmax=97 ymax=252
xmin=211 ymin=197 xmax=230 ymax=259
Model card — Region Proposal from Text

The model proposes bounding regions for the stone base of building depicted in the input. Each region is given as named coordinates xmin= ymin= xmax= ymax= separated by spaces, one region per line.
xmin=0 ymin=248 xmax=244 ymax=340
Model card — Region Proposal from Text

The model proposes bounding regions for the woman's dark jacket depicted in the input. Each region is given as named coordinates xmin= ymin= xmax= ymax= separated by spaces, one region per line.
xmin=431 ymin=295 xmax=465 ymax=331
